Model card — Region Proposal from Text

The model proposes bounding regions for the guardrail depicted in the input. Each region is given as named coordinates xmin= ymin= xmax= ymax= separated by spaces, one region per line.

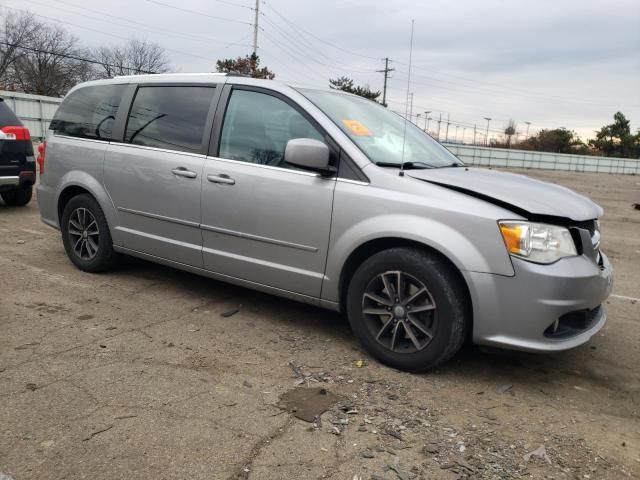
xmin=0 ymin=90 xmax=62 ymax=141
xmin=443 ymin=143 xmax=640 ymax=175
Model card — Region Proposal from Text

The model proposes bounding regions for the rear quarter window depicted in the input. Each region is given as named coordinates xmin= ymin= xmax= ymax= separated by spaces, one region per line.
xmin=0 ymin=100 xmax=22 ymax=127
xmin=50 ymin=84 xmax=126 ymax=141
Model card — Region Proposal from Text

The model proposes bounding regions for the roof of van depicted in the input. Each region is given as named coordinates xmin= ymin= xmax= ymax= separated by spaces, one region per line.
xmin=64 ymin=73 xmax=359 ymax=100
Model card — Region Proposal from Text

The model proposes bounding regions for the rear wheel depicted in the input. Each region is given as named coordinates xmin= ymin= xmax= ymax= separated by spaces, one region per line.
xmin=61 ymin=194 xmax=118 ymax=272
xmin=1 ymin=185 xmax=32 ymax=206
xmin=346 ymin=247 xmax=468 ymax=372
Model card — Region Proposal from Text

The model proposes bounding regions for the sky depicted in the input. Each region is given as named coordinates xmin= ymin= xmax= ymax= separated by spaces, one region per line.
xmin=3 ymin=0 xmax=639 ymax=142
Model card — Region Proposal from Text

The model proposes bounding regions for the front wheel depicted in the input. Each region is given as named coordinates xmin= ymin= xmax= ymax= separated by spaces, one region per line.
xmin=1 ymin=185 xmax=32 ymax=206
xmin=61 ymin=194 xmax=118 ymax=272
xmin=346 ymin=248 xmax=469 ymax=372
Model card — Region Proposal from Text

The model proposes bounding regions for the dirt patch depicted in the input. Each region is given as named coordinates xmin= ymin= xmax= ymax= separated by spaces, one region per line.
xmin=278 ymin=387 xmax=342 ymax=422
xmin=1 ymin=170 xmax=639 ymax=479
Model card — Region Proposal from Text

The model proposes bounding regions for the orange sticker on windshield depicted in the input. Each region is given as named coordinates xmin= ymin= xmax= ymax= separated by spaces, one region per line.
xmin=342 ymin=119 xmax=373 ymax=137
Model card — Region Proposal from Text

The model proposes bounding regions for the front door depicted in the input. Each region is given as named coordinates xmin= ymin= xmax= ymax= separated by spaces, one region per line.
xmin=201 ymin=87 xmax=336 ymax=298
xmin=104 ymin=85 xmax=217 ymax=267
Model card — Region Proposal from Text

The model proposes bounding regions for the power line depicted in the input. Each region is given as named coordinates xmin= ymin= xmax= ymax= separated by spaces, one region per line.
xmin=1 ymin=5 xmax=219 ymax=63
xmin=143 ymin=0 xmax=253 ymax=25
xmin=22 ymin=0 xmax=251 ymax=48
xmin=0 ymin=41 xmax=156 ymax=74
xmin=261 ymin=1 xmax=382 ymax=61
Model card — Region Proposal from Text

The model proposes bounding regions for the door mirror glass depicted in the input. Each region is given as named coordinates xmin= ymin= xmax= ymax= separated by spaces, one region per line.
xmin=284 ymin=138 xmax=333 ymax=175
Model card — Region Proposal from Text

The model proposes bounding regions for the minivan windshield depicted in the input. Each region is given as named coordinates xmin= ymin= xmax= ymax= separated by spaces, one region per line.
xmin=298 ymin=89 xmax=462 ymax=169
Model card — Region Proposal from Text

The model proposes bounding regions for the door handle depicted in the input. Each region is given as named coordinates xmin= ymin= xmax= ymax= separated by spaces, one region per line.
xmin=207 ymin=174 xmax=235 ymax=185
xmin=171 ymin=167 xmax=197 ymax=179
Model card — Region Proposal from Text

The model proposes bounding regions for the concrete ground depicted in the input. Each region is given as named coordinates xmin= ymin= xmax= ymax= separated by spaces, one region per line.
xmin=1 ymin=169 xmax=638 ymax=480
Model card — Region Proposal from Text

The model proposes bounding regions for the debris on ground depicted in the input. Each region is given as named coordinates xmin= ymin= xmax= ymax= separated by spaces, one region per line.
xmin=633 ymin=203 xmax=640 ymax=210
xmin=82 ymin=425 xmax=113 ymax=441
xmin=221 ymin=305 xmax=241 ymax=317
xmin=523 ymin=445 xmax=552 ymax=464
xmin=277 ymin=386 xmax=341 ymax=422
xmin=496 ymin=384 xmax=513 ymax=394
xmin=355 ymin=359 xmax=366 ymax=368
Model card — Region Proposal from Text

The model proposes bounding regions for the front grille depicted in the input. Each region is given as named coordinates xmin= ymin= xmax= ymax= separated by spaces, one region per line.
xmin=544 ymin=305 xmax=602 ymax=339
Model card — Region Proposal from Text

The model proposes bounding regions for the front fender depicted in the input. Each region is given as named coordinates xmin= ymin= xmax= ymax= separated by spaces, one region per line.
xmin=322 ymin=213 xmax=514 ymax=304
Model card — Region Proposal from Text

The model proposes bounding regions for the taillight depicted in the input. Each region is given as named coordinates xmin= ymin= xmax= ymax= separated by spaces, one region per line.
xmin=0 ymin=125 xmax=31 ymax=141
xmin=37 ymin=141 xmax=46 ymax=175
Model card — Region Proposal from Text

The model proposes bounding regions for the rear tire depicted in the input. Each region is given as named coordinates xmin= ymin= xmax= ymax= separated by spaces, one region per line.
xmin=346 ymin=247 xmax=468 ymax=372
xmin=1 ymin=185 xmax=32 ymax=206
xmin=61 ymin=194 xmax=118 ymax=272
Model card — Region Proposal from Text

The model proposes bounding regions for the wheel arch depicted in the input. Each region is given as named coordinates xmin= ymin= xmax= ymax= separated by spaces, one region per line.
xmin=55 ymin=171 xmax=120 ymax=244
xmin=337 ymin=237 xmax=474 ymax=338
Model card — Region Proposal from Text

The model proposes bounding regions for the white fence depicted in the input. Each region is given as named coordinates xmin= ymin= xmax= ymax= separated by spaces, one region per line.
xmin=443 ymin=143 xmax=640 ymax=175
xmin=0 ymin=90 xmax=62 ymax=141
xmin=1 ymin=89 xmax=638 ymax=174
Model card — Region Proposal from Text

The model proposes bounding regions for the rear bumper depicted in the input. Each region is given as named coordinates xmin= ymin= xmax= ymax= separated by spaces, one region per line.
xmin=466 ymin=252 xmax=613 ymax=352
xmin=36 ymin=183 xmax=59 ymax=229
xmin=0 ymin=158 xmax=36 ymax=191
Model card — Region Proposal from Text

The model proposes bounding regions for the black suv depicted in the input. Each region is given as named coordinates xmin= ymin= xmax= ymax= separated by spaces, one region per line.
xmin=0 ymin=98 xmax=35 ymax=206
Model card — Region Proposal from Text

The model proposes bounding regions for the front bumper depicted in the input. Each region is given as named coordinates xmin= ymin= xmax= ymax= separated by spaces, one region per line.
xmin=466 ymin=252 xmax=613 ymax=352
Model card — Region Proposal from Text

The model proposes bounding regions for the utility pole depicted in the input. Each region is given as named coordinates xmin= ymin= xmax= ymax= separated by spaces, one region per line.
xmin=473 ymin=124 xmax=477 ymax=145
xmin=524 ymin=121 xmax=532 ymax=139
xmin=416 ymin=113 xmax=421 ymax=126
xmin=252 ymin=0 xmax=260 ymax=56
xmin=484 ymin=117 xmax=491 ymax=146
xmin=377 ymin=57 xmax=394 ymax=107
xmin=424 ymin=110 xmax=431 ymax=131
xmin=437 ymin=113 xmax=442 ymax=140
xmin=445 ymin=114 xmax=450 ymax=142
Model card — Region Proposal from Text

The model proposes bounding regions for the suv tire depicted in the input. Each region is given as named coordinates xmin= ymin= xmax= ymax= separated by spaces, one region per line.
xmin=346 ymin=247 xmax=468 ymax=372
xmin=61 ymin=194 xmax=118 ymax=272
xmin=1 ymin=185 xmax=32 ymax=206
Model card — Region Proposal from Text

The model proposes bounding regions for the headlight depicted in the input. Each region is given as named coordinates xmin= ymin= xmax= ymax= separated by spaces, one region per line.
xmin=499 ymin=221 xmax=577 ymax=264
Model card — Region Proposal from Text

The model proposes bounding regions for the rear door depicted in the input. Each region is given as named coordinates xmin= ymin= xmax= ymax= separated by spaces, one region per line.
xmin=104 ymin=84 xmax=218 ymax=267
xmin=201 ymin=85 xmax=337 ymax=298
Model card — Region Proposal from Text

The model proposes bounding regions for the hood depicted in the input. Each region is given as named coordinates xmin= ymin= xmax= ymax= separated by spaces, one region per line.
xmin=408 ymin=167 xmax=602 ymax=221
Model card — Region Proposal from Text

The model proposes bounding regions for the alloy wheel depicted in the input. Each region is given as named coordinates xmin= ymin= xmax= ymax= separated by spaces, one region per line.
xmin=362 ymin=270 xmax=437 ymax=353
xmin=68 ymin=207 xmax=100 ymax=260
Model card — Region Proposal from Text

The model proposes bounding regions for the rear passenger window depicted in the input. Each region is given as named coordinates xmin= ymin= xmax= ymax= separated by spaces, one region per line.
xmin=125 ymin=86 xmax=215 ymax=154
xmin=50 ymin=84 xmax=125 ymax=141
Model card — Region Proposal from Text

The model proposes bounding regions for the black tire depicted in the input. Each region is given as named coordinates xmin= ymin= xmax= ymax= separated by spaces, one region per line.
xmin=1 ymin=185 xmax=32 ymax=206
xmin=346 ymin=247 xmax=468 ymax=372
xmin=61 ymin=194 xmax=118 ymax=272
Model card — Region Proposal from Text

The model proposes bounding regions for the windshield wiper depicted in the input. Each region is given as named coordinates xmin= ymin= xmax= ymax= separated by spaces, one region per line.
xmin=375 ymin=161 xmax=436 ymax=170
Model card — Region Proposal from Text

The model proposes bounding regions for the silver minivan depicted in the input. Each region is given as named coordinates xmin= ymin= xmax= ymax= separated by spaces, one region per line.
xmin=37 ymin=73 xmax=613 ymax=371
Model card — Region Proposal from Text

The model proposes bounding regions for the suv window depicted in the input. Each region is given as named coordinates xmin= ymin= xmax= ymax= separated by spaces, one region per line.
xmin=125 ymin=86 xmax=215 ymax=154
xmin=0 ymin=100 xmax=21 ymax=126
xmin=219 ymin=89 xmax=323 ymax=168
xmin=50 ymin=84 xmax=125 ymax=141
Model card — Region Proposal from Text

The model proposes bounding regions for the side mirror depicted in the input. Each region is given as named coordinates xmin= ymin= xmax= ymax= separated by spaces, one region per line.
xmin=284 ymin=138 xmax=335 ymax=176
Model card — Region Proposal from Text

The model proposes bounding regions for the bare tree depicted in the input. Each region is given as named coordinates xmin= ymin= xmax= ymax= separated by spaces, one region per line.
xmin=4 ymin=16 xmax=92 ymax=96
xmin=0 ymin=11 xmax=39 ymax=88
xmin=92 ymin=39 xmax=171 ymax=78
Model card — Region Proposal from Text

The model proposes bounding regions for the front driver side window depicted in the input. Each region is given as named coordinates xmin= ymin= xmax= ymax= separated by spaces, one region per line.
xmin=219 ymin=89 xmax=323 ymax=169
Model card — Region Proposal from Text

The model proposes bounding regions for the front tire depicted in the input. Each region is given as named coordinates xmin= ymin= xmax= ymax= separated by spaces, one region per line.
xmin=1 ymin=185 xmax=32 ymax=206
xmin=61 ymin=194 xmax=118 ymax=272
xmin=346 ymin=248 xmax=468 ymax=372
